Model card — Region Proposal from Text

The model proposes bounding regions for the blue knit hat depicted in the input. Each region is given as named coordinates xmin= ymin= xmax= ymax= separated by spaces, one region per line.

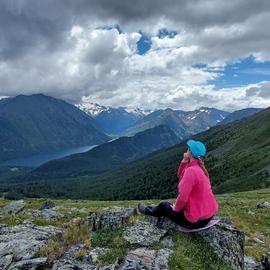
xmin=187 ymin=139 xmax=206 ymax=158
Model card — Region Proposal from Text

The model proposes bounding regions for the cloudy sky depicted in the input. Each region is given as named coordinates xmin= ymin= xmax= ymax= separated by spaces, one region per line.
xmin=0 ymin=0 xmax=270 ymax=111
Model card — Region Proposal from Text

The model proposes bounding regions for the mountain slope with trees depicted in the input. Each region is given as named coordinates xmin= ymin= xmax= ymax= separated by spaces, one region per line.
xmin=2 ymin=107 xmax=269 ymax=200
xmin=27 ymin=125 xmax=180 ymax=179
xmin=0 ymin=94 xmax=110 ymax=162
xmin=121 ymin=107 xmax=230 ymax=139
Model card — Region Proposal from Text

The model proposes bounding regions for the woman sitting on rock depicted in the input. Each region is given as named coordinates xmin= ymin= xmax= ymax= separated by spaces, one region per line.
xmin=138 ymin=139 xmax=218 ymax=229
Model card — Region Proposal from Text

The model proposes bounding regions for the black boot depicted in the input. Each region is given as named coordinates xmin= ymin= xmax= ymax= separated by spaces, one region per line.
xmin=137 ymin=202 xmax=154 ymax=215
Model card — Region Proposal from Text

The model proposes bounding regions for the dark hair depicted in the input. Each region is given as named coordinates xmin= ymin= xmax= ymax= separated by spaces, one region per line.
xmin=198 ymin=157 xmax=209 ymax=178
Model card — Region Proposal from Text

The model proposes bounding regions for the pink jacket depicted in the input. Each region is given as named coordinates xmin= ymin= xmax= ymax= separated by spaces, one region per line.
xmin=173 ymin=159 xmax=218 ymax=223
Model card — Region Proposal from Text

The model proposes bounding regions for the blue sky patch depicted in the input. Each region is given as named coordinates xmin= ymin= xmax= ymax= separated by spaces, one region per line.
xmin=203 ymin=56 xmax=270 ymax=89
xmin=158 ymin=28 xmax=177 ymax=39
xmin=137 ymin=31 xmax=152 ymax=55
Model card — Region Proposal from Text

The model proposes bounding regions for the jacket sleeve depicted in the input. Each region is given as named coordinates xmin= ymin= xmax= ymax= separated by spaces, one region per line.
xmin=174 ymin=167 xmax=197 ymax=212
xmin=177 ymin=161 xmax=188 ymax=180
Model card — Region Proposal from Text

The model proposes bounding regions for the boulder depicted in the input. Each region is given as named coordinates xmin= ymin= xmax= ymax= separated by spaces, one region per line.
xmin=0 ymin=222 xmax=62 ymax=265
xmin=1 ymin=200 xmax=25 ymax=215
xmin=51 ymin=244 xmax=110 ymax=270
xmin=198 ymin=217 xmax=245 ymax=270
xmin=51 ymin=258 xmax=96 ymax=270
xmin=0 ymin=254 xmax=13 ymax=269
xmin=257 ymin=201 xmax=270 ymax=209
xmin=245 ymin=255 xmax=270 ymax=270
xmin=40 ymin=199 xmax=56 ymax=210
xmin=8 ymin=257 xmax=47 ymax=270
xmin=123 ymin=220 xmax=167 ymax=246
xmin=144 ymin=215 xmax=245 ymax=270
xmin=87 ymin=207 xmax=137 ymax=231
xmin=245 ymin=256 xmax=259 ymax=270
xmin=121 ymin=247 xmax=173 ymax=270
xmin=88 ymin=247 xmax=110 ymax=264
xmin=31 ymin=209 xmax=63 ymax=220
xmin=160 ymin=235 xmax=173 ymax=248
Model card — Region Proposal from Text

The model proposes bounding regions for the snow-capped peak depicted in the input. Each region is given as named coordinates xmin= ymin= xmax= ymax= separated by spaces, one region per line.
xmin=75 ymin=98 xmax=154 ymax=118
xmin=75 ymin=102 xmax=110 ymax=117
xmin=123 ymin=107 xmax=154 ymax=117
xmin=198 ymin=107 xmax=212 ymax=114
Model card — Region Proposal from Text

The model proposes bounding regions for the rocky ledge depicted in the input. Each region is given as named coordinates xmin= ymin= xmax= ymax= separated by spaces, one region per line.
xmin=0 ymin=200 xmax=269 ymax=270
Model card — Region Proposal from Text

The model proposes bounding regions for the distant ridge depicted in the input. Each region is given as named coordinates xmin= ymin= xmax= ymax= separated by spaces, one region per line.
xmin=27 ymin=124 xmax=180 ymax=179
xmin=218 ymin=108 xmax=262 ymax=125
xmin=0 ymin=94 xmax=109 ymax=162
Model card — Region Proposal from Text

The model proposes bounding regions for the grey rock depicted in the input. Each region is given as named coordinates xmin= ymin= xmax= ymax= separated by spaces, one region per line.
xmin=124 ymin=248 xmax=156 ymax=269
xmin=121 ymin=259 xmax=143 ymax=270
xmin=0 ymin=223 xmax=62 ymax=261
xmin=51 ymin=245 xmax=110 ymax=270
xmin=198 ymin=219 xmax=245 ymax=270
xmin=99 ymin=264 xmax=120 ymax=270
xmin=245 ymin=255 xmax=270 ymax=270
xmin=87 ymin=207 xmax=137 ymax=231
xmin=89 ymin=247 xmax=110 ymax=264
xmin=123 ymin=221 xmax=167 ymax=246
xmin=160 ymin=235 xmax=173 ymax=248
xmin=40 ymin=199 xmax=55 ymax=210
xmin=145 ymin=215 xmax=245 ymax=270
xmin=8 ymin=257 xmax=47 ymax=270
xmin=257 ymin=201 xmax=270 ymax=209
xmin=122 ymin=248 xmax=173 ymax=270
xmin=51 ymin=258 xmax=96 ymax=270
xmin=153 ymin=248 xmax=174 ymax=270
xmin=0 ymin=254 xmax=13 ymax=269
xmin=0 ymin=239 xmax=42 ymax=261
xmin=1 ymin=200 xmax=25 ymax=215
xmin=245 ymin=256 xmax=260 ymax=270
xmin=31 ymin=209 xmax=63 ymax=220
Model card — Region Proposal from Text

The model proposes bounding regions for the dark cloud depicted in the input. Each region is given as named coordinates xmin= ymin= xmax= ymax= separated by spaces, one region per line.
xmin=1 ymin=0 xmax=270 ymax=60
xmin=0 ymin=0 xmax=270 ymax=110
xmin=246 ymin=83 xmax=270 ymax=98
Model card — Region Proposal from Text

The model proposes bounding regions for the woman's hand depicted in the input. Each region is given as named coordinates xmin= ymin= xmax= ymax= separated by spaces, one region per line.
xmin=182 ymin=152 xmax=190 ymax=163
xmin=170 ymin=203 xmax=175 ymax=211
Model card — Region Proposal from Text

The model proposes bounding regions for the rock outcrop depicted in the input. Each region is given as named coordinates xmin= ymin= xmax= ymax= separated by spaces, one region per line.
xmin=1 ymin=204 xmax=268 ymax=270
xmin=31 ymin=208 xmax=64 ymax=220
xmin=40 ymin=199 xmax=56 ymax=210
xmin=1 ymin=200 xmax=26 ymax=215
xmin=257 ymin=201 xmax=270 ymax=209
xmin=0 ymin=221 xmax=62 ymax=269
xmin=51 ymin=244 xmax=110 ymax=270
xmin=123 ymin=220 xmax=167 ymax=246
xmin=122 ymin=247 xmax=173 ymax=270
xmin=87 ymin=207 xmax=137 ymax=231
xmin=144 ymin=215 xmax=245 ymax=270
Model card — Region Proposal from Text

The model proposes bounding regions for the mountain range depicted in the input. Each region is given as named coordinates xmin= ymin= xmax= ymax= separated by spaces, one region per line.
xmin=0 ymin=93 xmax=263 ymax=171
xmin=75 ymin=101 xmax=153 ymax=135
xmin=76 ymin=101 xmax=231 ymax=139
xmin=120 ymin=107 xmax=230 ymax=139
xmin=2 ymin=106 xmax=269 ymax=200
xmin=217 ymin=108 xmax=262 ymax=125
xmin=0 ymin=94 xmax=109 ymax=162
xmin=23 ymin=124 xmax=180 ymax=179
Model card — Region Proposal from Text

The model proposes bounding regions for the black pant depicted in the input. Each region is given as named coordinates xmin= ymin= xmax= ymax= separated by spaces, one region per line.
xmin=144 ymin=201 xmax=213 ymax=229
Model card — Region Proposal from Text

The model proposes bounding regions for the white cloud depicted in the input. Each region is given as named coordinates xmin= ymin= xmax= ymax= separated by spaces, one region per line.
xmin=0 ymin=0 xmax=270 ymax=111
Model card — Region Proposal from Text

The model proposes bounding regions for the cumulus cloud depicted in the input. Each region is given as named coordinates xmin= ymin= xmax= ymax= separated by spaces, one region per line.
xmin=246 ymin=82 xmax=270 ymax=98
xmin=0 ymin=0 xmax=270 ymax=110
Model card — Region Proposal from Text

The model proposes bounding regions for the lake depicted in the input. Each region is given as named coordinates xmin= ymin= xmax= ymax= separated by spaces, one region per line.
xmin=0 ymin=145 xmax=97 ymax=167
